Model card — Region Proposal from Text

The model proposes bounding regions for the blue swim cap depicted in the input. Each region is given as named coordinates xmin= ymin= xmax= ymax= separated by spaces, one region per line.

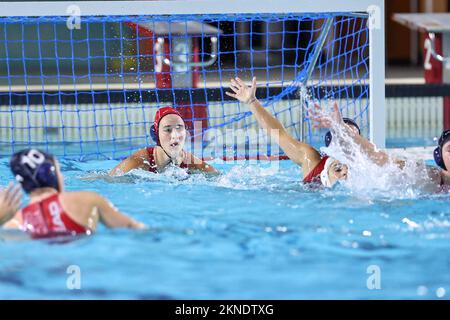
xmin=10 ymin=149 xmax=60 ymax=194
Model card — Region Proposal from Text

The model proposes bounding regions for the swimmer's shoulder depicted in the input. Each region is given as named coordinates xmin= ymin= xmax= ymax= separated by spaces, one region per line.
xmin=132 ymin=148 xmax=151 ymax=159
xmin=59 ymin=191 xmax=106 ymax=214
xmin=110 ymin=148 xmax=151 ymax=176
xmin=60 ymin=191 xmax=108 ymax=218
xmin=60 ymin=191 xmax=102 ymax=203
xmin=129 ymin=148 xmax=152 ymax=169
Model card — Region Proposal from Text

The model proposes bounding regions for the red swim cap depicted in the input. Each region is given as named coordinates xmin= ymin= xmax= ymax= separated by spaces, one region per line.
xmin=154 ymin=106 xmax=183 ymax=135
xmin=151 ymin=107 xmax=184 ymax=145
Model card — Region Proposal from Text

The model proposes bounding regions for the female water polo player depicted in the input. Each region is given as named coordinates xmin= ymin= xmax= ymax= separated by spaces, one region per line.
xmin=226 ymin=77 xmax=352 ymax=188
xmin=2 ymin=149 xmax=146 ymax=238
xmin=312 ymin=103 xmax=450 ymax=190
xmin=0 ymin=183 xmax=22 ymax=226
xmin=109 ymin=106 xmax=218 ymax=176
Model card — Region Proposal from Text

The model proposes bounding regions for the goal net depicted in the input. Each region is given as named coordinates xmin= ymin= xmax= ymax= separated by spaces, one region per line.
xmin=0 ymin=0 xmax=385 ymax=160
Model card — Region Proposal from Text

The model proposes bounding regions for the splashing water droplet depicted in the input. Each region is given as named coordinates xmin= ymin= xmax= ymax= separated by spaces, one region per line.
xmin=436 ymin=287 xmax=446 ymax=298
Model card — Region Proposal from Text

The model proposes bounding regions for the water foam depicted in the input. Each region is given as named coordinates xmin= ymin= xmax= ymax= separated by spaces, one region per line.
xmin=312 ymin=103 xmax=442 ymax=199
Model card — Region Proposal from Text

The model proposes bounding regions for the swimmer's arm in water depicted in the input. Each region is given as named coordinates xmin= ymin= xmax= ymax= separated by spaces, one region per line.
xmin=109 ymin=149 xmax=149 ymax=176
xmin=185 ymin=153 xmax=219 ymax=174
xmin=0 ymin=183 xmax=22 ymax=226
xmin=226 ymin=77 xmax=322 ymax=173
xmin=86 ymin=192 xmax=147 ymax=229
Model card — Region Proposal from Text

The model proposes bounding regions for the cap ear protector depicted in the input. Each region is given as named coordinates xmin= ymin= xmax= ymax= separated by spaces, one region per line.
xmin=150 ymin=124 xmax=159 ymax=145
xmin=434 ymin=130 xmax=450 ymax=170
xmin=324 ymin=118 xmax=361 ymax=147
xmin=10 ymin=149 xmax=60 ymax=194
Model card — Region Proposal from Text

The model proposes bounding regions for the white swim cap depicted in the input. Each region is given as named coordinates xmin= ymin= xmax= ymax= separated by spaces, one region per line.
xmin=320 ymin=157 xmax=335 ymax=188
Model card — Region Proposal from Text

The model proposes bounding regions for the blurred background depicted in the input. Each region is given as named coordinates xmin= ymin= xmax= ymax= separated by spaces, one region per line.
xmin=385 ymin=0 xmax=450 ymax=147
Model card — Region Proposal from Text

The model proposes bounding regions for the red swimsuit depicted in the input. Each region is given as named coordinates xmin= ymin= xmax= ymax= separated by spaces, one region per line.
xmin=146 ymin=147 xmax=188 ymax=173
xmin=21 ymin=194 xmax=88 ymax=238
xmin=303 ymin=156 xmax=329 ymax=185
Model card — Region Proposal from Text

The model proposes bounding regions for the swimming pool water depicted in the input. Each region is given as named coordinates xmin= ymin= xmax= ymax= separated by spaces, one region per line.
xmin=0 ymin=156 xmax=449 ymax=299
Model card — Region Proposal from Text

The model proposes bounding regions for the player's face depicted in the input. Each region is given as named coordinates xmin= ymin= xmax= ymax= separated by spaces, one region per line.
xmin=158 ymin=114 xmax=186 ymax=157
xmin=443 ymin=140 xmax=450 ymax=171
xmin=328 ymin=160 xmax=348 ymax=186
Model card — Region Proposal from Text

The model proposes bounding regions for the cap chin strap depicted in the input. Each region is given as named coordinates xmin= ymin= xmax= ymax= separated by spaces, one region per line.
xmin=320 ymin=158 xmax=334 ymax=188
xmin=159 ymin=145 xmax=184 ymax=167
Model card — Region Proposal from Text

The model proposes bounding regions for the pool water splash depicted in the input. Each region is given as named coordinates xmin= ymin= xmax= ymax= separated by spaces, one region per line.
xmin=311 ymin=105 xmax=443 ymax=199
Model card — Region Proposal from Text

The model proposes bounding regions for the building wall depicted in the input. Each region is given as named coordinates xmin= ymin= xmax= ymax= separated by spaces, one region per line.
xmin=387 ymin=0 xmax=449 ymax=64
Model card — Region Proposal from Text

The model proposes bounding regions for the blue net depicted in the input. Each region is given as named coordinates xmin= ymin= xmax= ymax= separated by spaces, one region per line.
xmin=0 ymin=13 xmax=369 ymax=160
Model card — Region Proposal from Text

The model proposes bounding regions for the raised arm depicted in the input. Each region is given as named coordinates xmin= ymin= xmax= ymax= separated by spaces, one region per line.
xmin=340 ymin=127 xmax=391 ymax=166
xmin=226 ymin=77 xmax=321 ymax=173
xmin=311 ymin=102 xmax=392 ymax=167
xmin=0 ymin=183 xmax=22 ymax=226
xmin=109 ymin=149 xmax=149 ymax=176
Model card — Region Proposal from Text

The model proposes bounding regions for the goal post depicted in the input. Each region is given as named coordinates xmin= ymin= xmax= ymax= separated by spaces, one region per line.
xmin=0 ymin=0 xmax=386 ymax=160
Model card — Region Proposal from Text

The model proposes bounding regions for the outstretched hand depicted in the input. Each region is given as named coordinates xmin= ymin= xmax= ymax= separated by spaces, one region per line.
xmin=308 ymin=101 xmax=344 ymax=129
xmin=225 ymin=76 xmax=257 ymax=104
xmin=0 ymin=183 xmax=22 ymax=225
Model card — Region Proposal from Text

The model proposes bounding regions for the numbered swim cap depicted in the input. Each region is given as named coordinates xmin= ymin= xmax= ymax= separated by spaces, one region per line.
xmin=10 ymin=149 xmax=60 ymax=194
xmin=324 ymin=118 xmax=361 ymax=147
